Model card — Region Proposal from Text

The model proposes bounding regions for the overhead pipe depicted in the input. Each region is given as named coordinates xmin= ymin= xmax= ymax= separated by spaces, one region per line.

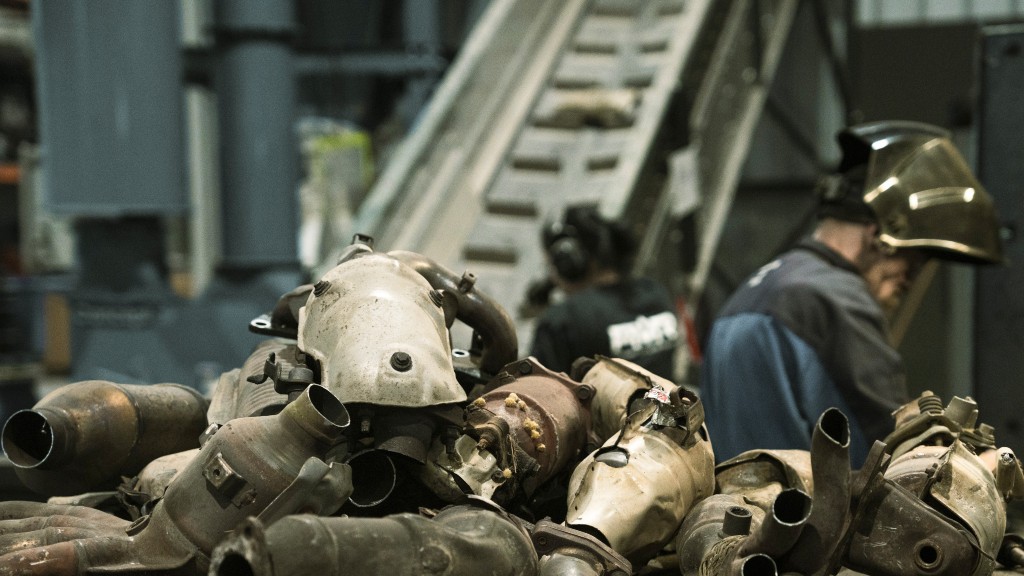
xmin=214 ymin=0 xmax=299 ymax=270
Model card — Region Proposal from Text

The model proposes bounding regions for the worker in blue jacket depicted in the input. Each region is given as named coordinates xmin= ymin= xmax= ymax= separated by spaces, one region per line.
xmin=701 ymin=121 xmax=1004 ymax=466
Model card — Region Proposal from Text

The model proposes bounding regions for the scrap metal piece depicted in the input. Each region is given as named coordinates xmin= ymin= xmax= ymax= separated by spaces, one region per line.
xmin=2 ymin=380 xmax=209 ymax=496
xmin=843 ymin=466 xmax=981 ymax=576
xmin=565 ymin=365 xmax=715 ymax=565
xmin=389 ymin=250 xmax=519 ymax=376
xmin=147 ymin=384 xmax=351 ymax=557
xmin=840 ymin=393 xmax=1024 ymax=576
xmin=420 ymin=356 xmax=592 ymax=504
xmin=675 ymin=493 xmax=774 ymax=576
xmin=209 ymin=503 xmax=538 ymax=576
xmin=532 ymin=519 xmax=632 ymax=576
xmin=676 ymin=408 xmax=851 ymax=576
xmin=298 ymin=252 xmax=467 ymax=408
xmin=0 ymin=385 xmax=351 ymax=575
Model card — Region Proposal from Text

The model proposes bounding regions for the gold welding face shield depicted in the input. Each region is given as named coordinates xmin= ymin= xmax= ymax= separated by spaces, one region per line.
xmin=830 ymin=121 xmax=1004 ymax=265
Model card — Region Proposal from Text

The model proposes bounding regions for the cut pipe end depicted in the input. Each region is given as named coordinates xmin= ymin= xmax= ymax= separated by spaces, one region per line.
xmin=2 ymin=410 xmax=61 ymax=469
xmin=819 ymin=407 xmax=851 ymax=448
xmin=739 ymin=554 xmax=778 ymax=576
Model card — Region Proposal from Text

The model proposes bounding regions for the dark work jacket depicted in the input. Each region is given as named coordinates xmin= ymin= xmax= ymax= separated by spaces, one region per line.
xmin=700 ymin=238 xmax=907 ymax=467
xmin=530 ymin=277 xmax=678 ymax=379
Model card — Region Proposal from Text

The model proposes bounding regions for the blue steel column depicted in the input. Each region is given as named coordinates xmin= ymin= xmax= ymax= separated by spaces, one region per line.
xmin=398 ymin=0 xmax=442 ymax=128
xmin=974 ymin=25 xmax=1024 ymax=452
xmin=33 ymin=0 xmax=187 ymax=216
xmin=31 ymin=1 xmax=191 ymax=386
xmin=215 ymin=0 xmax=299 ymax=269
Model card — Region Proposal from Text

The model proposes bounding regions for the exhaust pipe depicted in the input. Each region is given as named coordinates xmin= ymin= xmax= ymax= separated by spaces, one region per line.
xmin=210 ymin=504 xmax=537 ymax=576
xmin=2 ymin=380 xmax=209 ymax=496
xmin=143 ymin=384 xmax=351 ymax=556
xmin=676 ymin=494 xmax=781 ymax=576
xmin=676 ymin=408 xmax=851 ymax=576
xmin=780 ymin=407 xmax=851 ymax=575
xmin=346 ymin=449 xmax=398 ymax=509
xmin=388 ymin=250 xmax=518 ymax=374
xmin=675 ymin=492 xmax=793 ymax=576
xmin=739 ymin=488 xmax=811 ymax=558
xmin=0 ymin=385 xmax=351 ymax=575
xmin=731 ymin=554 xmax=778 ymax=576
xmin=0 ymin=383 xmax=352 ymax=569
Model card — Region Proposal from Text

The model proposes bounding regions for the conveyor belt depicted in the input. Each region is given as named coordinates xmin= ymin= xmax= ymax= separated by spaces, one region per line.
xmin=346 ymin=0 xmax=799 ymax=353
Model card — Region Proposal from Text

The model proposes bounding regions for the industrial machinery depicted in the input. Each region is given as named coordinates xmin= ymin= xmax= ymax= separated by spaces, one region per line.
xmin=351 ymin=0 xmax=803 ymax=353
xmin=0 ymin=241 xmax=716 ymax=575
xmin=1 ymin=240 xmax=1022 ymax=575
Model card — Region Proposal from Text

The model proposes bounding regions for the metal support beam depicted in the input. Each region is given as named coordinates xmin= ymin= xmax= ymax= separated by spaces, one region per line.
xmin=214 ymin=0 xmax=300 ymax=269
xmin=293 ymin=52 xmax=447 ymax=77
xmin=30 ymin=0 xmax=304 ymax=389
xmin=974 ymin=24 xmax=1024 ymax=453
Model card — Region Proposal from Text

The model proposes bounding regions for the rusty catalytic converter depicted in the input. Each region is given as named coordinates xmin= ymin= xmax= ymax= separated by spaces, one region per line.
xmin=2 ymin=380 xmax=209 ymax=496
xmin=676 ymin=407 xmax=851 ymax=576
xmin=210 ymin=501 xmax=537 ymax=576
xmin=564 ymin=359 xmax=715 ymax=566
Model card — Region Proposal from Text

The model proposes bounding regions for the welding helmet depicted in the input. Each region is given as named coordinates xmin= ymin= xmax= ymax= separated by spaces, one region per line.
xmin=818 ymin=121 xmax=1003 ymax=264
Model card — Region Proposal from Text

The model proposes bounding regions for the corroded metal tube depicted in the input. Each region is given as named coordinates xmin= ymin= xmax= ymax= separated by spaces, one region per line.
xmin=677 ymin=409 xmax=851 ymax=576
xmin=389 ymin=250 xmax=519 ymax=374
xmin=145 ymin=384 xmax=352 ymax=556
xmin=345 ymin=448 xmax=398 ymax=508
xmin=733 ymin=555 xmax=778 ymax=576
xmin=2 ymin=380 xmax=209 ymax=496
xmin=210 ymin=504 xmax=537 ymax=576
xmin=781 ymin=407 xmax=851 ymax=575
xmin=739 ymin=488 xmax=811 ymax=559
xmin=675 ymin=493 xmax=776 ymax=576
xmin=674 ymin=491 xmax=800 ymax=576
xmin=0 ymin=385 xmax=353 ymax=575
